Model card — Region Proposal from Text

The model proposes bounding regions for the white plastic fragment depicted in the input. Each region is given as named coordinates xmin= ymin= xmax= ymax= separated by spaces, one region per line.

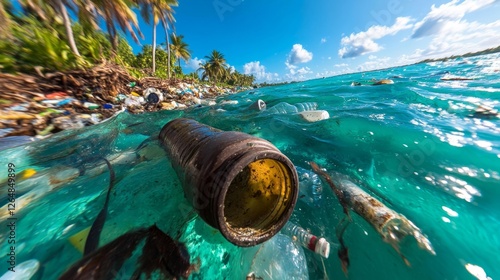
xmin=220 ymin=100 xmax=238 ymax=105
xmin=299 ymin=110 xmax=330 ymax=122
xmin=200 ymin=99 xmax=216 ymax=106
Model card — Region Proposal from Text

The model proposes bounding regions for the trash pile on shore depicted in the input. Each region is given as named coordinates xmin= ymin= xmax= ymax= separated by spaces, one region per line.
xmin=0 ymin=63 xmax=249 ymax=138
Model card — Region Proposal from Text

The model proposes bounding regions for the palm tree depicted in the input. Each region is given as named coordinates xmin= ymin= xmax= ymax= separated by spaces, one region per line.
xmin=170 ymin=34 xmax=191 ymax=72
xmin=138 ymin=0 xmax=177 ymax=75
xmin=160 ymin=17 xmax=173 ymax=78
xmin=0 ymin=0 xmax=12 ymax=39
xmin=204 ymin=50 xmax=227 ymax=83
xmin=197 ymin=61 xmax=211 ymax=81
xmin=54 ymin=0 xmax=81 ymax=56
xmin=20 ymin=0 xmax=82 ymax=56
xmin=20 ymin=0 xmax=142 ymax=56
xmin=91 ymin=0 xmax=142 ymax=51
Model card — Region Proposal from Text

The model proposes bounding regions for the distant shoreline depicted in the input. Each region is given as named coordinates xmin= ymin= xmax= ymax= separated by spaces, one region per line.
xmin=292 ymin=45 xmax=500 ymax=85
xmin=416 ymin=45 xmax=500 ymax=64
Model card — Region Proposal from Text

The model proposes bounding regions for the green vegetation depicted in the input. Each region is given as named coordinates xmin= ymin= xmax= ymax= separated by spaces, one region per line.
xmin=0 ymin=0 xmax=255 ymax=87
xmin=195 ymin=50 xmax=255 ymax=86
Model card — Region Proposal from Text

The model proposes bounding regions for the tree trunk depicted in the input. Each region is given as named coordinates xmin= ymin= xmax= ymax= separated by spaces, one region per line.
xmin=107 ymin=23 xmax=118 ymax=55
xmin=161 ymin=18 xmax=171 ymax=79
xmin=152 ymin=23 xmax=157 ymax=75
xmin=56 ymin=0 xmax=80 ymax=57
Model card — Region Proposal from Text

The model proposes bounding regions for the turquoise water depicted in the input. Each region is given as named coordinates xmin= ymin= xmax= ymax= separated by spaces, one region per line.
xmin=1 ymin=52 xmax=499 ymax=279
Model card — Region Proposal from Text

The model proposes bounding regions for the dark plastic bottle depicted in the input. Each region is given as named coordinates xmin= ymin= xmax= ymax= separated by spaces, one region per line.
xmin=159 ymin=118 xmax=299 ymax=247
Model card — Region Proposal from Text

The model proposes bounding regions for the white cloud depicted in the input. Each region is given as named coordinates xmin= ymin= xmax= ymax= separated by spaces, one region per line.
xmin=243 ymin=61 xmax=278 ymax=81
xmin=399 ymin=0 xmax=500 ymax=62
xmin=186 ymin=57 xmax=205 ymax=70
xmin=284 ymin=44 xmax=313 ymax=80
xmin=412 ymin=0 xmax=497 ymax=38
xmin=338 ymin=17 xmax=413 ymax=58
xmin=297 ymin=67 xmax=312 ymax=75
xmin=335 ymin=63 xmax=349 ymax=67
xmin=285 ymin=61 xmax=312 ymax=75
xmin=228 ymin=65 xmax=236 ymax=74
xmin=421 ymin=20 xmax=500 ymax=59
xmin=316 ymin=71 xmax=334 ymax=78
xmin=285 ymin=62 xmax=297 ymax=71
xmin=287 ymin=44 xmax=313 ymax=64
xmin=358 ymin=57 xmax=392 ymax=71
xmin=321 ymin=38 xmax=327 ymax=43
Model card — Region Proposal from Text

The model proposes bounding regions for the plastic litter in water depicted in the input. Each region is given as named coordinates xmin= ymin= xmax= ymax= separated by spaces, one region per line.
xmin=0 ymin=259 xmax=40 ymax=280
xmin=296 ymin=166 xmax=323 ymax=208
xmin=1 ymin=54 xmax=499 ymax=279
xmin=281 ymin=221 xmax=331 ymax=258
xmin=244 ymin=233 xmax=309 ymax=280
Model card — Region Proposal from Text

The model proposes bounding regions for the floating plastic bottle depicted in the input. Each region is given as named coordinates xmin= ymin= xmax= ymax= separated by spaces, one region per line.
xmin=265 ymin=102 xmax=318 ymax=115
xmin=266 ymin=102 xmax=299 ymax=114
xmin=295 ymin=102 xmax=318 ymax=112
xmin=244 ymin=233 xmax=309 ymax=280
xmin=281 ymin=221 xmax=330 ymax=258
xmin=296 ymin=166 xmax=323 ymax=207
xmin=249 ymin=99 xmax=266 ymax=111
xmin=159 ymin=118 xmax=299 ymax=247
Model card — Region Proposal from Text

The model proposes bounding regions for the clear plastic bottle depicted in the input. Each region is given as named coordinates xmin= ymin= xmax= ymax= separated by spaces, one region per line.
xmin=266 ymin=102 xmax=299 ymax=114
xmin=296 ymin=166 xmax=323 ymax=207
xmin=295 ymin=102 xmax=318 ymax=112
xmin=281 ymin=221 xmax=330 ymax=258
xmin=243 ymin=233 xmax=309 ymax=280
xmin=264 ymin=102 xmax=319 ymax=115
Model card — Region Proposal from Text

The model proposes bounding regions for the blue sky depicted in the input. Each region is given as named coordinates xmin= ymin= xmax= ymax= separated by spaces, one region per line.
xmin=127 ymin=0 xmax=499 ymax=81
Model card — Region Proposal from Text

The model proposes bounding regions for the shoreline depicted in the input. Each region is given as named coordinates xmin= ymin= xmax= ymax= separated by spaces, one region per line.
xmin=0 ymin=64 xmax=251 ymax=141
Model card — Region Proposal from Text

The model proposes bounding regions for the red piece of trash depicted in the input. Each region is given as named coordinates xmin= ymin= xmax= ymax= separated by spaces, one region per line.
xmin=45 ymin=92 xmax=68 ymax=99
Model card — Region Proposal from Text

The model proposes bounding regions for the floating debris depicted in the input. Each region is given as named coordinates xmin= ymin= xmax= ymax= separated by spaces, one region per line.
xmin=373 ymin=79 xmax=394 ymax=85
xmin=59 ymin=225 xmax=197 ymax=280
xmin=312 ymin=161 xmax=435 ymax=268
xmin=0 ymin=63 xmax=250 ymax=139
xmin=299 ymin=110 xmax=330 ymax=122
xmin=337 ymin=178 xmax=436 ymax=264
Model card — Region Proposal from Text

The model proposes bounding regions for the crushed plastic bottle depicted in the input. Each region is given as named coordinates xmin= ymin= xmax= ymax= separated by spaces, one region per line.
xmin=281 ymin=221 xmax=331 ymax=258
xmin=244 ymin=233 xmax=309 ymax=280
xmin=296 ymin=166 xmax=323 ymax=207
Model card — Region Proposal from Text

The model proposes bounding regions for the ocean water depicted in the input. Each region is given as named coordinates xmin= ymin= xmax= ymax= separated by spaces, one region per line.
xmin=1 ymin=52 xmax=499 ymax=280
